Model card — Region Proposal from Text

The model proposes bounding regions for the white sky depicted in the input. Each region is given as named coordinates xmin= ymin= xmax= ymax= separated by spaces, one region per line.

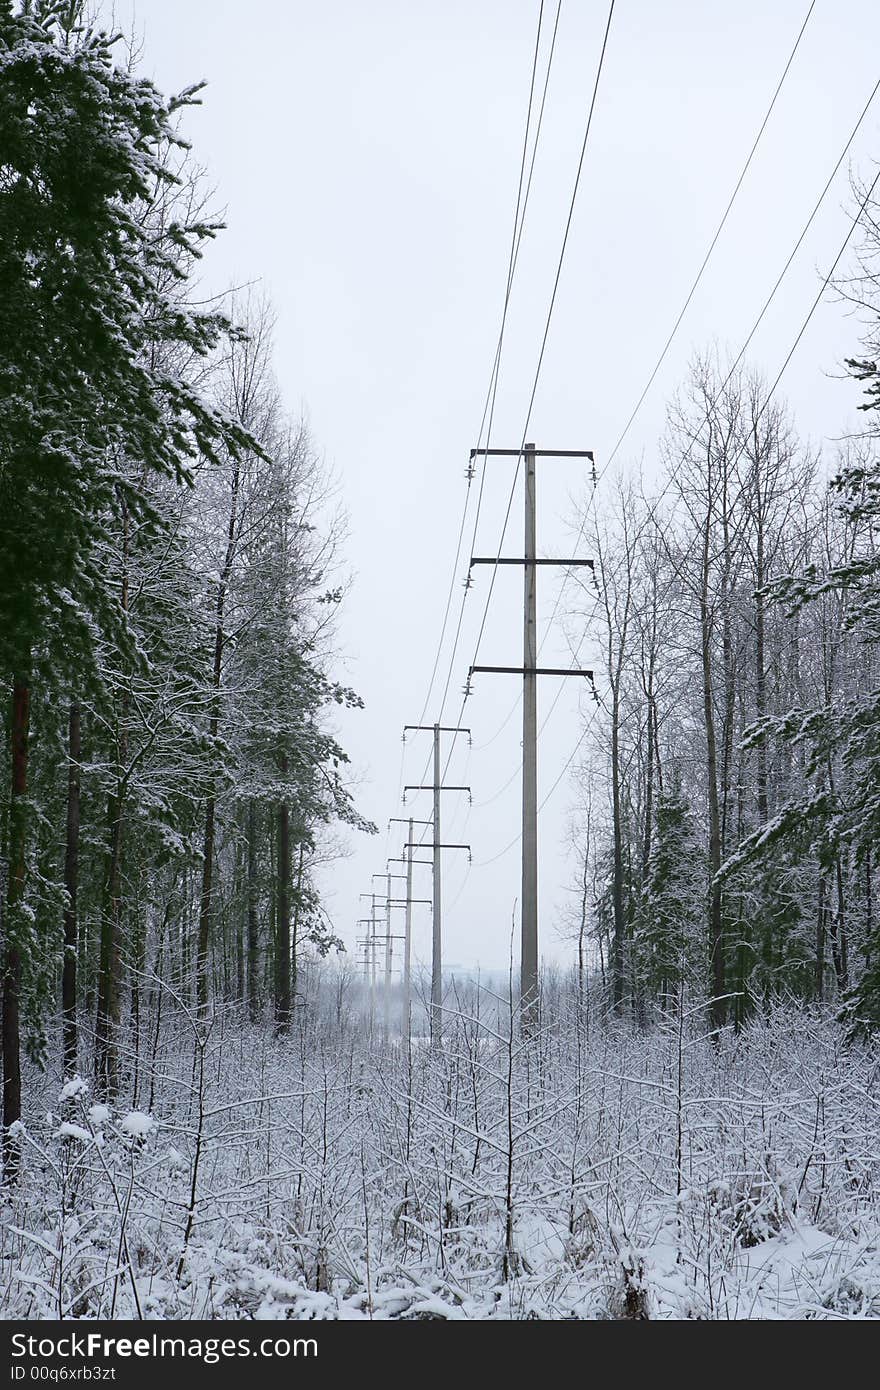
xmin=112 ymin=0 xmax=879 ymax=973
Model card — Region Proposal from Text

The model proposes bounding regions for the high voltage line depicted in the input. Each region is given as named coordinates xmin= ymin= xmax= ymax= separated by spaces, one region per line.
xmin=396 ymin=1 xmax=561 ymax=855
xmin=467 ymin=0 xmax=819 ymax=764
xmin=415 ymin=0 xmax=618 ymax=806
xmin=413 ymin=1 xmax=555 ymax=733
xmin=462 ymin=140 xmax=880 ymax=874
xmin=545 ymin=65 xmax=880 ymax=647
xmin=409 ymin=2 xmax=566 ymax=823
xmin=426 ymin=1 xmax=565 ymax=732
xmin=458 ymin=51 xmax=880 ymax=855
xmin=450 ymin=0 xmax=617 ymax=721
xmin=406 ymin=0 xmax=814 ymax=881
xmin=372 ymin=2 xmax=878 ymax=990
xmin=401 ymin=0 xmax=618 ymax=959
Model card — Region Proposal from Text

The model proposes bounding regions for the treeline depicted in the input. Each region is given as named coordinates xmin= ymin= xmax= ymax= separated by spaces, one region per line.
xmin=0 ymin=3 xmax=369 ymax=1175
xmin=569 ymin=201 xmax=880 ymax=1030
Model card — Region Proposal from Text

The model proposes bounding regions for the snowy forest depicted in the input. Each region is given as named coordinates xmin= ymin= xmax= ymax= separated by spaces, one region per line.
xmin=3 ymin=0 xmax=880 ymax=1325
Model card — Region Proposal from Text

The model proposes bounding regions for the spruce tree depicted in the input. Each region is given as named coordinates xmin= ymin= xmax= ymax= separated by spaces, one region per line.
xmin=638 ymin=774 xmax=703 ymax=1006
xmin=0 ymin=0 xmax=253 ymax=1165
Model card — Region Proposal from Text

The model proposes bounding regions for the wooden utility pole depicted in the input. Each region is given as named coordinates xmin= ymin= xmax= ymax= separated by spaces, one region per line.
xmin=402 ymin=726 xmax=470 ymax=1044
xmin=469 ymin=443 xmax=595 ymax=1025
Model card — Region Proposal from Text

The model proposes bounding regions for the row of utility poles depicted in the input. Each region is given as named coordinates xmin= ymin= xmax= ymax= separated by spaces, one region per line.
xmin=358 ymin=443 xmax=594 ymax=1041
xmin=357 ymin=723 xmax=471 ymax=1045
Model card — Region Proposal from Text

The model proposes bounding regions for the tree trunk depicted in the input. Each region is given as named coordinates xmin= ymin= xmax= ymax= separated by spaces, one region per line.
xmin=815 ymin=873 xmax=826 ymax=1002
xmin=865 ymin=848 xmax=873 ymax=972
xmin=2 ymin=677 xmax=30 ymax=1185
xmin=197 ymin=459 xmax=240 ymax=1013
xmin=754 ymin=509 xmax=769 ymax=828
xmin=96 ymin=494 xmax=129 ymax=1095
xmin=611 ymin=687 xmax=626 ymax=1013
xmin=196 ymin=795 xmax=216 ymax=1013
xmin=274 ymin=758 xmax=291 ymax=1033
xmin=578 ymin=848 xmax=590 ymax=1015
xmin=247 ymin=800 xmax=260 ymax=1021
xmin=290 ymin=842 xmax=305 ymax=1015
xmin=642 ymin=691 xmax=655 ymax=882
xmin=700 ymin=520 xmax=726 ymax=1030
xmin=830 ymin=854 xmax=849 ymax=994
xmin=95 ymin=777 xmax=125 ymax=1096
xmin=62 ymin=703 xmax=81 ymax=1077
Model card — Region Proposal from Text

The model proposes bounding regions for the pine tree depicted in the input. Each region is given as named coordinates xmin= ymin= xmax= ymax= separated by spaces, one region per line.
xmin=0 ymin=1 xmax=254 ymax=1165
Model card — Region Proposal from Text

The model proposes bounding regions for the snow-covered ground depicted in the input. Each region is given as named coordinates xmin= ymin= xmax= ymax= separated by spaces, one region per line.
xmin=2 ymin=999 xmax=879 ymax=1320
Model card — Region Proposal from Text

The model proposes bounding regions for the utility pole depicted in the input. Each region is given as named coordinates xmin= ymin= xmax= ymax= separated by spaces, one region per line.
xmin=432 ymin=726 xmax=442 ymax=1041
xmin=404 ymin=824 xmax=413 ymax=1045
xmin=358 ymin=919 xmax=405 ymax=1026
xmin=389 ymin=823 xmax=433 ymax=1045
xmin=357 ymin=929 xmax=371 ymax=984
xmin=402 ymin=726 xmax=470 ymax=1043
xmin=469 ymin=443 xmax=595 ymax=1026
xmin=373 ymin=871 xmax=406 ymax=1040
xmin=385 ymin=871 xmax=392 ymax=1039
xmin=365 ymin=870 xmax=431 ymax=1043
xmin=523 ymin=445 xmax=538 ymax=1027
xmin=358 ymin=892 xmax=382 ymax=1037
xmin=369 ymin=894 xmax=376 ymax=1038
xmin=388 ymin=836 xmax=420 ymax=1047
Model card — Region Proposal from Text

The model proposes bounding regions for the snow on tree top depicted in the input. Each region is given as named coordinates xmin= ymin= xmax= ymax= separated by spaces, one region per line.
xmin=59 ymin=1076 xmax=88 ymax=1102
xmin=119 ymin=1111 xmax=157 ymax=1139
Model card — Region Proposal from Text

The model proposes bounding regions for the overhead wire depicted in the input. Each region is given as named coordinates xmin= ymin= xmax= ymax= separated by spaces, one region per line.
xmin=471 ymin=150 xmax=880 ymax=870
xmin=392 ymin=0 xmax=554 ymax=858
xmin=382 ymin=2 xmax=877 ymax=939
xmin=541 ymin=15 xmax=876 ymax=657
xmin=466 ymin=61 xmax=880 ymax=852
xmin=413 ymin=1 xmax=552 ymax=733
xmin=411 ymin=0 xmax=561 ymax=811
xmin=408 ymin=0 xmax=569 ymax=850
xmin=414 ymin=0 xmax=617 ymax=874
xmin=468 ymin=0 xmax=819 ymax=761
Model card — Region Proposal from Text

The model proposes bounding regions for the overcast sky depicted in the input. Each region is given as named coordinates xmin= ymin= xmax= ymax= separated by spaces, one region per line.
xmin=112 ymin=0 xmax=879 ymax=974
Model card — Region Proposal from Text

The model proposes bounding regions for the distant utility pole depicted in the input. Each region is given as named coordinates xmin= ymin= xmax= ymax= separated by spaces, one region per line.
xmin=468 ymin=443 xmax=595 ymax=1026
xmin=356 ymin=927 xmax=372 ymax=984
xmin=364 ymin=869 xmax=431 ymax=1044
xmin=404 ymin=831 xmax=413 ymax=1044
xmin=389 ymin=822 xmax=433 ymax=1047
xmin=402 ymin=724 xmax=470 ymax=1043
xmin=373 ymin=870 xmax=406 ymax=1039
xmin=356 ymin=894 xmax=380 ymax=1038
xmin=390 ymin=834 xmax=415 ymax=1044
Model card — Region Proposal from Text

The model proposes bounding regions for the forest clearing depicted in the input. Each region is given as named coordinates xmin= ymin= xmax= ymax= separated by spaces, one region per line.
xmin=2 ymin=0 xmax=880 ymax=1327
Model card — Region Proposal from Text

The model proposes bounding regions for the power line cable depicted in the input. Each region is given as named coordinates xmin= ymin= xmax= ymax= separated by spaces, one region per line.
xmin=418 ymin=0 xmax=566 ymax=752
xmin=411 ymin=0 xmax=617 ymax=859
xmin=472 ymin=0 xmax=820 ymax=756
xmin=540 ymin=48 xmax=880 ymax=662
xmin=405 ymin=3 xmax=564 ymax=848
xmin=475 ymin=157 xmax=880 ymax=868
